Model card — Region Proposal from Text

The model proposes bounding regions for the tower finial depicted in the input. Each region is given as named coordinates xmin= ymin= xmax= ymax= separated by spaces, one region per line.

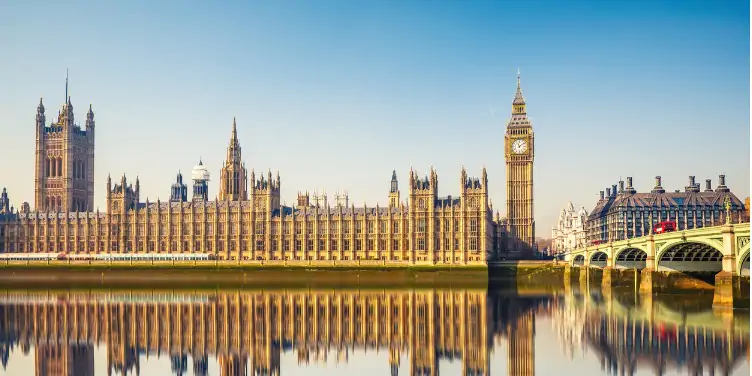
xmin=65 ymin=68 xmax=69 ymax=104
xmin=231 ymin=117 xmax=238 ymax=142
xmin=512 ymin=68 xmax=526 ymax=108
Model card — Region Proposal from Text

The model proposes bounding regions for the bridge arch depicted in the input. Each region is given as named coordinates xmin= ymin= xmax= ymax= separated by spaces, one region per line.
xmin=656 ymin=239 xmax=724 ymax=273
xmin=738 ymin=245 xmax=749 ymax=277
xmin=572 ymin=255 xmax=585 ymax=266
xmin=613 ymin=247 xmax=648 ymax=270
xmin=589 ymin=251 xmax=608 ymax=268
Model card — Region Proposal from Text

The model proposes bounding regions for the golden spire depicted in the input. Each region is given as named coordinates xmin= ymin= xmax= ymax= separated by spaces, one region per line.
xmin=512 ymin=69 xmax=526 ymax=114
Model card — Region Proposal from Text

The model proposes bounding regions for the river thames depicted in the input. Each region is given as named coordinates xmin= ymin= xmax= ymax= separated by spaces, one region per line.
xmin=0 ymin=281 xmax=747 ymax=376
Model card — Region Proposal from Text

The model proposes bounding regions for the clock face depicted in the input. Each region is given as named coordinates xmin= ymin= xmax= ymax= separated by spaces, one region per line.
xmin=512 ymin=139 xmax=528 ymax=154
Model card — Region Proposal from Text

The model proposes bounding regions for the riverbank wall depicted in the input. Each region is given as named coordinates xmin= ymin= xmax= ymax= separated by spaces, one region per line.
xmin=0 ymin=259 xmax=567 ymax=290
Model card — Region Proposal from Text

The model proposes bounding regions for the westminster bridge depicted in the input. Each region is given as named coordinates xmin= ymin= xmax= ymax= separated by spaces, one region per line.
xmin=563 ymin=223 xmax=751 ymax=309
xmin=0 ymin=287 xmax=747 ymax=376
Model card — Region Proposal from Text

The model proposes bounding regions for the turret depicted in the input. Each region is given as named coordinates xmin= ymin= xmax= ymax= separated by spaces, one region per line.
xmin=429 ymin=166 xmax=438 ymax=195
xmin=36 ymin=98 xmax=46 ymax=134
xmin=107 ymin=173 xmax=139 ymax=212
xmin=191 ymin=160 xmax=211 ymax=202
xmin=170 ymin=171 xmax=188 ymax=202
xmin=460 ymin=166 xmax=467 ymax=193
xmin=85 ymin=104 xmax=95 ymax=142
xmin=389 ymin=170 xmax=400 ymax=208
xmin=705 ymin=179 xmax=713 ymax=192
xmin=252 ymin=168 xmax=281 ymax=211
xmin=297 ymin=191 xmax=310 ymax=209
xmin=0 ymin=188 xmax=10 ymax=214
xmin=135 ymin=176 xmax=140 ymax=202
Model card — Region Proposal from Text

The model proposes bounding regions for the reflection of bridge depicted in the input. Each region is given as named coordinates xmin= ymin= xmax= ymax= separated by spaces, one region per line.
xmin=555 ymin=284 xmax=750 ymax=376
xmin=566 ymin=223 xmax=750 ymax=275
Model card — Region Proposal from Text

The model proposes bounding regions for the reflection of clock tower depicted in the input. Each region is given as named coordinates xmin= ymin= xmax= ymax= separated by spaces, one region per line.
xmin=504 ymin=70 xmax=535 ymax=255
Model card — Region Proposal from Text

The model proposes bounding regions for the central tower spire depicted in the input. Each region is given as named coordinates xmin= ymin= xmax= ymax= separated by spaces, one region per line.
xmin=219 ymin=117 xmax=248 ymax=201
xmin=65 ymin=68 xmax=69 ymax=104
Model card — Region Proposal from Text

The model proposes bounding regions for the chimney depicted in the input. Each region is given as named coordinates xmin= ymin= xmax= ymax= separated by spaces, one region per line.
xmin=685 ymin=176 xmax=700 ymax=193
xmin=605 ymin=188 xmax=611 ymax=198
xmin=618 ymin=180 xmax=625 ymax=193
xmin=651 ymin=176 xmax=665 ymax=194
xmin=624 ymin=176 xmax=637 ymax=195
xmin=600 ymin=191 xmax=605 ymax=200
xmin=611 ymin=184 xmax=617 ymax=197
xmin=716 ymin=174 xmax=730 ymax=192
xmin=705 ymin=179 xmax=712 ymax=192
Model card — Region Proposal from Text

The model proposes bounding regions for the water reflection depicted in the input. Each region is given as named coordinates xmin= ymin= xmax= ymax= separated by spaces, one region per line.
xmin=0 ymin=286 xmax=746 ymax=376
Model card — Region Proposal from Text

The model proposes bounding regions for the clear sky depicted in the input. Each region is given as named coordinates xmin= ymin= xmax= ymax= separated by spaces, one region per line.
xmin=0 ymin=0 xmax=748 ymax=233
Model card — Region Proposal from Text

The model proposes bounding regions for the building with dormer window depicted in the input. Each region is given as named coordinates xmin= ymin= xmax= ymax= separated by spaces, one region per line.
xmin=586 ymin=176 xmax=747 ymax=243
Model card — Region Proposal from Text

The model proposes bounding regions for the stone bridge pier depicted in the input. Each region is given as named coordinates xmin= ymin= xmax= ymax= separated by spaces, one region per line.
xmin=566 ymin=245 xmax=640 ymax=293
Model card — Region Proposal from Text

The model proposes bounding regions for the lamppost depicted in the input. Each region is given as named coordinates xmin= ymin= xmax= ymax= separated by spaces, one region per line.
xmin=724 ymin=196 xmax=732 ymax=225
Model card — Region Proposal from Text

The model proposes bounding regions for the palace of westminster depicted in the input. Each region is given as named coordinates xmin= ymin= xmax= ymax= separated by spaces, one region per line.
xmin=0 ymin=74 xmax=538 ymax=264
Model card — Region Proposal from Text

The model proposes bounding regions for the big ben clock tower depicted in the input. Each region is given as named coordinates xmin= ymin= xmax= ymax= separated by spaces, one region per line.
xmin=504 ymin=70 xmax=535 ymax=255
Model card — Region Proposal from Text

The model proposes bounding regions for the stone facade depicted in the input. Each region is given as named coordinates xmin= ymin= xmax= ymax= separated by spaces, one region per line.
xmin=586 ymin=176 xmax=747 ymax=243
xmin=504 ymin=70 xmax=535 ymax=256
xmin=0 ymin=116 xmax=502 ymax=265
xmin=34 ymin=73 xmax=95 ymax=213
xmin=0 ymin=77 xmax=547 ymax=264
xmin=551 ymin=202 xmax=588 ymax=254
xmin=1 ymin=169 xmax=493 ymax=265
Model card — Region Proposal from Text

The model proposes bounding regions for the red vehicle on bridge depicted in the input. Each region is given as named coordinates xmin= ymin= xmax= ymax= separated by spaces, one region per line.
xmin=590 ymin=240 xmax=606 ymax=246
xmin=653 ymin=221 xmax=677 ymax=234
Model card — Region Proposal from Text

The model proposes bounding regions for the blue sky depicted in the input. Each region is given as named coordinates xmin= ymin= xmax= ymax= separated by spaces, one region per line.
xmin=0 ymin=0 xmax=748 ymax=233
